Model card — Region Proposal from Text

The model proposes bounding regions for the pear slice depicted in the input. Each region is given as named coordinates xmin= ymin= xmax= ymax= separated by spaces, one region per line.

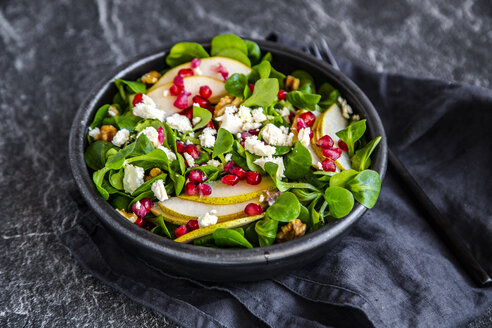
xmin=178 ymin=178 xmax=275 ymax=205
xmin=146 ymin=76 xmax=226 ymax=115
xmin=174 ymin=214 xmax=264 ymax=243
xmin=149 ymin=56 xmax=252 ymax=92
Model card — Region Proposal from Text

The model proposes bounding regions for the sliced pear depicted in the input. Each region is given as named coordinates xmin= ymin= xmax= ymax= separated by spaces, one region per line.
xmin=178 ymin=178 xmax=275 ymax=205
xmin=149 ymin=56 xmax=252 ymax=92
xmin=174 ymin=214 xmax=264 ymax=243
xmin=147 ymin=76 xmax=226 ymax=115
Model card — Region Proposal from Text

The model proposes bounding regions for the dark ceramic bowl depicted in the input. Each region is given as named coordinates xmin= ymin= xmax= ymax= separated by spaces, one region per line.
xmin=69 ymin=39 xmax=387 ymax=282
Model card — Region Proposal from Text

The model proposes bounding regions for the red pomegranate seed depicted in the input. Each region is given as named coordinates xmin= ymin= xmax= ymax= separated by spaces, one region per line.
xmin=134 ymin=217 xmax=145 ymax=227
xmin=188 ymin=170 xmax=207 ymax=183
xmin=240 ymin=140 xmax=245 ymax=148
xmin=132 ymin=93 xmax=143 ymax=106
xmin=214 ymin=64 xmax=229 ymax=80
xmin=178 ymin=68 xmax=194 ymax=78
xmin=140 ymin=198 xmax=153 ymax=211
xmin=296 ymin=117 xmax=307 ymax=130
xmin=174 ymin=225 xmax=188 ymax=238
xmin=224 ymin=161 xmax=236 ymax=174
xmin=322 ymin=159 xmax=337 ymax=172
xmin=246 ymin=171 xmax=262 ymax=185
xmin=309 ymin=129 xmax=314 ymax=139
xmin=184 ymin=182 xmax=197 ymax=195
xmin=232 ymin=167 xmax=247 ymax=179
xmin=184 ymin=144 xmax=199 ymax=159
xmin=176 ymin=141 xmax=185 ymax=154
xmin=322 ymin=147 xmax=342 ymax=160
xmin=316 ymin=135 xmax=334 ymax=148
xmin=248 ymin=84 xmax=255 ymax=93
xmin=206 ymin=120 xmax=216 ymax=129
xmin=180 ymin=107 xmax=193 ymax=120
xmin=186 ymin=220 xmax=199 ymax=231
xmin=192 ymin=95 xmax=211 ymax=108
xmin=338 ymin=140 xmax=348 ymax=151
xmin=198 ymin=183 xmax=212 ymax=196
xmin=221 ymin=174 xmax=239 ymax=186
xmin=169 ymin=84 xmax=182 ymax=96
xmin=191 ymin=58 xmax=202 ymax=68
xmin=244 ymin=203 xmax=263 ymax=216
xmin=174 ymin=91 xmax=191 ymax=109
xmin=173 ymin=75 xmax=184 ymax=86
xmin=199 ymin=85 xmax=212 ymax=99
xmin=158 ymin=127 xmax=165 ymax=144
xmin=298 ymin=111 xmax=316 ymax=127
xmin=132 ymin=201 xmax=149 ymax=218
xmin=277 ymin=90 xmax=288 ymax=100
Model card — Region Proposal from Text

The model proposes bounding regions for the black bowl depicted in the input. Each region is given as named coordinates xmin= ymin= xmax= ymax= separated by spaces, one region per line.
xmin=69 ymin=39 xmax=387 ymax=282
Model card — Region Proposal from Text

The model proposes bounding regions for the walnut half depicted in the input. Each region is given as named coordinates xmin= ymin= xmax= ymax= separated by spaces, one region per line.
xmin=285 ymin=75 xmax=300 ymax=91
xmin=100 ymin=125 xmax=117 ymax=142
xmin=276 ymin=219 xmax=307 ymax=243
xmin=141 ymin=71 xmax=161 ymax=84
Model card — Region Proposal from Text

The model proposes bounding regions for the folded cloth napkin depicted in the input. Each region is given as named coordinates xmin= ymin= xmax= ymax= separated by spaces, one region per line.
xmin=61 ymin=37 xmax=492 ymax=328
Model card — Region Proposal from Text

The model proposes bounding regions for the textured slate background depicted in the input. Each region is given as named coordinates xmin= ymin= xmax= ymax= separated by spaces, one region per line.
xmin=0 ymin=0 xmax=491 ymax=327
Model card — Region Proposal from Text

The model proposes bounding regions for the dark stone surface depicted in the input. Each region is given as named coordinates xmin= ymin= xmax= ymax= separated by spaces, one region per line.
xmin=0 ymin=0 xmax=490 ymax=327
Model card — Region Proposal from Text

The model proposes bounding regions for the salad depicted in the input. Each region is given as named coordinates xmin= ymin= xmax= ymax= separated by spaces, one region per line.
xmin=84 ymin=34 xmax=382 ymax=248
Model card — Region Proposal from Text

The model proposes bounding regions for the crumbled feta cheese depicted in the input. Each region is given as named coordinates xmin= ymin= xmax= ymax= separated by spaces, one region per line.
xmin=236 ymin=133 xmax=242 ymax=139
xmin=189 ymin=132 xmax=195 ymax=138
xmin=183 ymin=152 xmax=195 ymax=167
xmin=198 ymin=210 xmax=218 ymax=228
xmin=223 ymin=106 xmax=237 ymax=116
xmin=297 ymin=128 xmax=312 ymax=147
xmin=238 ymin=105 xmax=253 ymax=123
xmin=108 ymin=106 xmax=119 ymax=117
xmin=244 ymin=136 xmax=276 ymax=157
xmin=216 ymin=111 xmax=243 ymax=134
xmin=166 ymin=113 xmax=193 ymax=132
xmin=338 ymin=97 xmax=353 ymax=119
xmin=253 ymin=156 xmax=285 ymax=179
xmin=157 ymin=145 xmax=177 ymax=161
xmin=133 ymin=94 xmax=166 ymax=121
xmin=185 ymin=139 xmax=194 ymax=145
xmin=112 ymin=129 xmax=130 ymax=147
xmin=316 ymin=161 xmax=323 ymax=170
xmin=224 ymin=153 xmax=232 ymax=162
xmin=151 ymin=179 xmax=168 ymax=202
xmin=192 ymin=117 xmax=201 ymax=125
xmin=241 ymin=122 xmax=262 ymax=131
xmin=261 ymin=123 xmax=294 ymax=146
xmin=137 ymin=126 xmax=161 ymax=147
xmin=206 ymin=159 xmax=221 ymax=167
xmin=199 ymin=127 xmax=216 ymax=148
xmin=88 ymin=127 xmax=100 ymax=140
xmin=123 ymin=164 xmax=145 ymax=194
xmin=252 ymin=108 xmax=267 ymax=123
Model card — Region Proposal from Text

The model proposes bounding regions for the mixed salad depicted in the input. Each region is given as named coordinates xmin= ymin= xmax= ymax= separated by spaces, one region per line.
xmin=84 ymin=34 xmax=382 ymax=248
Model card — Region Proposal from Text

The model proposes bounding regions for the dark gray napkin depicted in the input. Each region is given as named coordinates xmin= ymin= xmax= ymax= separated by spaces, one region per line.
xmin=61 ymin=38 xmax=492 ymax=328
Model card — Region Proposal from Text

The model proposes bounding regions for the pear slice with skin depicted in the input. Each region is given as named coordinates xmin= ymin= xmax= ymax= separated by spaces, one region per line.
xmin=149 ymin=56 xmax=252 ymax=92
xmin=146 ymin=76 xmax=227 ymax=115
xmin=174 ymin=214 xmax=264 ymax=243
xmin=178 ymin=178 xmax=276 ymax=205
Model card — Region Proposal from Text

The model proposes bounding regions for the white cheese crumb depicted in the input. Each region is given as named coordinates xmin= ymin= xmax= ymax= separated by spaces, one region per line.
xmin=137 ymin=126 xmax=161 ymax=147
xmin=166 ymin=113 xmax=193 ymax=132
xmin=316 ymin=161 xmax=323 ymax=170
xmin=133 ymin=94 xmax=166 ymax=121
xmin=183 ymin=152 xmax=195 ymax=167
xmin=252 ymin=108 xmax=267 ymax=123
xmin=198 ymin=210 xmax=218 ymax=228
xmin=199 ymin=127 xmax=216 ymax=148
xmin=151 ymin=179 xmax=168 ymax=202
xmin=206 ymin=159 xmax=221 ymax=167
xmin=236 ymin=133 xmax=242 ymax=139
xmin=224 ymin=153 xmax=232 ymax=162
xmin=338 ymin=97 xmax=353 ymax=119
xmin=297 ymin=127 xmax=312 ymax=148
xmin=241 ymin=122 xmax=262 ymax=132
xmin=192 ymin=117 xmax=201 ymax=125
xmin=238 ymin=105 xmax=253 ymax=123
xmin=88 ymin=127 xmax=101 ymax=140
xmin=157 ymin=145 xmax=177 ymax=161
xmin=216 ymin=112 xmax=243 ymax=134
xmin=261 ymin=123 xmax=294 ymax=146
xmin=253 ymin=156 xmax=285 ymax=179
xmin=123 ymin=164 xmax=145 ymax=194
xmin=244 ymin=136 xmax=276 ymax=157
xmin=112 ymin=129 xmax=130 ymax=147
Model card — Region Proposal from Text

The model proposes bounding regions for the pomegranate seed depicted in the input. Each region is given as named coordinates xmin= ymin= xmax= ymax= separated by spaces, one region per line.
xmin=232 ymin=167 xmax=247 ymax=179
xmin=191 ymin=58 xmax=202 ymax=68
xmin=173 ymin=75 xmax=184 ymax=86
xmin=316 ymin=135 xmax=334 ymax=148
xmin=288 ymin=111 xmax=295 ymax=122
xmin=188 ymin=170 xmax=207 ymax=183
xmin=132 ymin=201 xmax=149 ymax=218
xmin=322 ymin=147 xmax=342 ymax=160
xmin=169 ymin=84 xmax=182 ymax=96
xmin=240 ymin=140 xmax=245 ymax=148
xmin=176 ymin=141 xmax=185 ymax=154
xmin=174 ymin=91 xmax=191 ymax=109
xmin=158 ymin=127 xmax=165 ymax=144
xmin=299 ymin=111 xmax=316 ymax=127
xmin=199 ymin=85 xmax=212 ymax=99
xmin=338 ymin=140 xmax=348 ymax=151
xmin=244 ymin=203 xmax=263 ymax=216
xmin=224 ymin=162 xmax=236 ymax=174
xmin=206 ymin=120 xmax=215 ymax=129
xmin=186 ymin=220 xmax=199 ymax=231
xmin=180 ymin=107 xmax=193 ymax=120
xmin=198 ymin=183 xmax=212 ymax=196
xmin=184 ymin=182 xmax=197 ymax=195
xmin=246 ymin=171 xmax=262 ymax=185
xmin=296 ymin=117 xmax=307 ymax=130
xmin=308 ymin=129 xmax=314 ymax=139
xmin=221 ymin=174 xmax=239 ymax=186
xmin=184 ymin=144 xmax=199 ymax=159
xmin=248 ymin=84 xmax=255 ymax=93
xmin=135 ymin=217 xmax=145 ymax=227
xmin=277 ymin=90 xmax=288 ymax=100
xmin=321 ymin=159 xmax=337 ymax=172
xmin=174 ymin=225 xmax=188 ymax=238
xmin=132 ymin=93 xmax=143 ymax=106
xmin=205 ymin=104 xmax=215 ymax=115
xmin=213 ymin=64 xmax=229 ymax=80
xmin=140 ymin=198 xmax=153 ymax=211
xmin=240 ymin=131 xmax=254 ymax=140
xmin=192 ymin=95 xmax=211 ymax=108
xmin=177 ymin=68 xmax=194 ymax=78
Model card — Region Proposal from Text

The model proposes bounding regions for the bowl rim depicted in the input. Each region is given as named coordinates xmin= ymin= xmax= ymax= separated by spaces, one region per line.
xmin=69 ymin=38 xmax=387 ymax=266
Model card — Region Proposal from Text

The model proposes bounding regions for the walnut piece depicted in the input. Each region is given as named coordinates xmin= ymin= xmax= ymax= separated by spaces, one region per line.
xmin=141 ymin=70 xmax=161 ymax=84
xmin=107 ymin=105 xmax=119 ymax=117
xmin=100 ymin=125 xmax=117 ymax=142
xmin=285 ymin=75 xmax=300 ymax=91
xmin=214 ymin=96 xmax=243 ymax=117
xmin=116 ymin=209 xmax=138 ymax=223
xmin=276 ymin=219 xmax=307 ymax=243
